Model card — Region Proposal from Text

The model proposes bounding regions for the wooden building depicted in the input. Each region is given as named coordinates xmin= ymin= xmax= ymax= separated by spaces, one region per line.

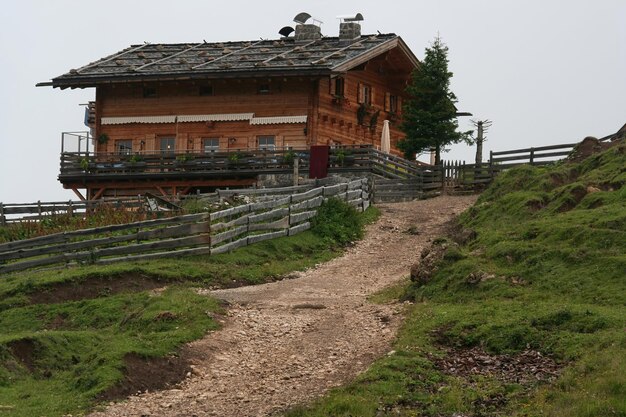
xmin=39 ymin=18 xmax=419 ymax=199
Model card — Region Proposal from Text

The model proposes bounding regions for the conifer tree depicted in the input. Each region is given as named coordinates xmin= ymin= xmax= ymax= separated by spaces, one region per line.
xmin=399 ymin=36 xmax=471 ymax=163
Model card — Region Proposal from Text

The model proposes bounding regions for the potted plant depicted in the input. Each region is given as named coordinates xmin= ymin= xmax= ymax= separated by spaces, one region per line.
xmin=369 ymin=110 xmax=381 ymax=131
xmin=357 ymin=103 xmax=369 ymax=125
xmin=333 ymin=148 xmax=355 ymax=167
xmin=97 ymin=133 xmax=109 ymax=145
xmin=80 ymin=157 xmax=90 ymax=172
xmin=175 ymin=154 xmax=195 ymax=169
xmin=127 ymin=154 xmax=146 ymax=170
xmin=282 ymin=150 xmax=296 ymax=166
xmin=227 ymin=152 xmax=242 ymax=168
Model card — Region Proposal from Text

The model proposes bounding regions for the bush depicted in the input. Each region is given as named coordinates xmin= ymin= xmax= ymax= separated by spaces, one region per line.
xmin=311 ymin=198 xmax=363 ymax=246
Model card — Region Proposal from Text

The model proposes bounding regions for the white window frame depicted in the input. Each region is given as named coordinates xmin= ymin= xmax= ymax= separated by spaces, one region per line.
xmin=258 ymin=136 xmax=275 ymax=151
xmin=116 ymin=139 xmax=133 ymax=155
xmin=202 ymin=138 xmax=220 ymax=153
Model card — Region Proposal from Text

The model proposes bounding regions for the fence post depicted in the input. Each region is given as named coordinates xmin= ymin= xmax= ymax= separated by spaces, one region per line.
xmin=293 ymin=156 xmax=299 ymax=186
xmin=37 ymin=200 xmax=42 ymax=220
xmin=68 ymin=200 xmax=73 ymax=216
xmin=529 ymin=148 xmax=535 ymax=165
xmin=440 ymin=164 xmax=445 ymax=192
xmin=0 ymin=202 xmax=5 ymax=226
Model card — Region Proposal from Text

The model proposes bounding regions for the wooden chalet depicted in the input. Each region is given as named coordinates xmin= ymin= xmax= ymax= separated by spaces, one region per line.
xmin=38 ymin=16 xmax=420 ymax=200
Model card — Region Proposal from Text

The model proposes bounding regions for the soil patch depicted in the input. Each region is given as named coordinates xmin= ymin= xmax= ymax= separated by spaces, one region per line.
xmin=98 ymin=351 xmax=192 ymax=402
xmin=567 ymin=136 xmax=619 ymax=163
xmin=29 ymin=273 xmax=171 ymax=305
xmin=428 ymin=346 xmax=561 ymax=385
xmin=8 ymin=339 xmax=37 ymax=373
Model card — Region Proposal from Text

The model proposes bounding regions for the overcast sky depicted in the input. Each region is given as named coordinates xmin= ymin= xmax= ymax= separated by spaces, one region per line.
xmin=1 ymin=0 xmax=624 ymax=203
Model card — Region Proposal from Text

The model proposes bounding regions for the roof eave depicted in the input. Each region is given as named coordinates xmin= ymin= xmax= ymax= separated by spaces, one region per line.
xmin=41 ymin=68 xmax=334 ymax=89
xmin=330 ymin=36 xmax=420 ymax=74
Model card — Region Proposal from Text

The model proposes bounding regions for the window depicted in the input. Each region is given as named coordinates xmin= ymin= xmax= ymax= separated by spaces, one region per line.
xmin=257 ymin=84 xmax=271 ymax=94
xmin=202 ymin=138 xmax=220 ymax=153
xmin=358 ymin=83 xmax=372 ymax=106
xmin=159 ymin=137 xmax=175 ymax=154
xmin=199 ymin=85 xmax=214 ymax=96
xmin=334 ymin=77 xmax=345 ymax=97
xmin=143 ymin=87 xmax=157 ymax=98
xmin=258 ymin=136 xmax=275 ymax=151
xmin=115 ymin=140 xmax=133 ymax=155
xmin=385 ymin=93 xmax=399 ymax=114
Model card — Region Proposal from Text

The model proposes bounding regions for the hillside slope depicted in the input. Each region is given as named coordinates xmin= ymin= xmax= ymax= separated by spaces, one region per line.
xmin=288 ymin=141 xmax=625 ymax=417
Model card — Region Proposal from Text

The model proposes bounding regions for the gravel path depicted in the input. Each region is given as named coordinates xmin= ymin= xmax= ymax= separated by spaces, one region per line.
xmin=91 ymin=196 xmax=477 ymax=417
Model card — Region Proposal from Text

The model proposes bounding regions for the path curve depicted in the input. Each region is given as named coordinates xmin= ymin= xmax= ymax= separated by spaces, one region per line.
xmin=91 ymin=196 xmax=477 ymax=417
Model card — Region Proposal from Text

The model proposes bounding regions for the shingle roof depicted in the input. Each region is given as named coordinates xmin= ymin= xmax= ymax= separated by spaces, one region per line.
xmin=39 ymin=34 xmax=418 ymax=88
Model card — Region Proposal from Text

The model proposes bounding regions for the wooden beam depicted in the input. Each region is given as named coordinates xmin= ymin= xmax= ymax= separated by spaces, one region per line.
xmin=72 ymin=188 xmax=86 ymax=201
xmin=92 ymin=188 xmax=106 ymax=200
xmin=76 ymin=43 xmax=151 ymax=74
xmin=193 ymin=40 xmax=264 ymax=69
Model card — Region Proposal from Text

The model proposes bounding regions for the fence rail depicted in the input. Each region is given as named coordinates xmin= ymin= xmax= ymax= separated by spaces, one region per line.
xmin=489 ymin=143 xmax=578 ymax=167
xmin=0 ymin=179 xmax=370 ymax=274
xmin=0 ymin=197 xmax=147 ymax=225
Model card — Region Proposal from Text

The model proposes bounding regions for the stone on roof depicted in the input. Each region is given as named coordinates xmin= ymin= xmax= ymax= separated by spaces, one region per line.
xmin=40 ymin=34 xmax=418 ymax=88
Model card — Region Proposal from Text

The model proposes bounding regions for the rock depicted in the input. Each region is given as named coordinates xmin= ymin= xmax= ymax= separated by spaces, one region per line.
xmin=410 ymin=241 xmax=450 ymax=286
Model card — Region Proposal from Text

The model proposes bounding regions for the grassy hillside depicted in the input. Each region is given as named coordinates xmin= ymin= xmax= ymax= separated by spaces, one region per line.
xmin=0 ymin=200 xmax=378 ymax=417
xmin=287 ymin=143 xmax=625 ymax=416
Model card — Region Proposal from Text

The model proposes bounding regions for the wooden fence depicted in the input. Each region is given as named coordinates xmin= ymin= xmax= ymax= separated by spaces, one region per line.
xmin=0 ymin=197 xmax=146 ymax=226
xmin=0 ymin=179 xmax=370 ymax=274
xmin=372 ymin=168 xmax=443 ymax=202
xmin=489 ymin=143 xmax=578 ymax=167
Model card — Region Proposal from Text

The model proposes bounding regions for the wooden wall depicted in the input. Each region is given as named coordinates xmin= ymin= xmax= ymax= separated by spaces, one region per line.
xmin=94 ymin=45 xmax=414 ymax=156
xmin=312 ymin=48 xmax=412 ymax=156
xmin=96 ymin=78 xmax=312 ymax=153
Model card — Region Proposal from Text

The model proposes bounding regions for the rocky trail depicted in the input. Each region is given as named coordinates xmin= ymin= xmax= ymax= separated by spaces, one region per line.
xmin=91 ymin=195 xmax=477 ymax=417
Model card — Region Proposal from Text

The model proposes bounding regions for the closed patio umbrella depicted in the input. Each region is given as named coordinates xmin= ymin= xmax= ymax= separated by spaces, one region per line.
xmin=381 ymin=119 xmax=391 ymax=154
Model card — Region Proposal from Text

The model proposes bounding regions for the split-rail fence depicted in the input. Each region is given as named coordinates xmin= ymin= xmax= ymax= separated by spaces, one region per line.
xmin=0 ymin=179 xmax=370 ymax=274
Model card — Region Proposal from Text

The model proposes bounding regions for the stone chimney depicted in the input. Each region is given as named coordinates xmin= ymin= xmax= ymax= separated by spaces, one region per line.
xmin=295 ymin=24 xmax=322 ymax=42
xmin=339 ymin=22 xmax=361 ymax=42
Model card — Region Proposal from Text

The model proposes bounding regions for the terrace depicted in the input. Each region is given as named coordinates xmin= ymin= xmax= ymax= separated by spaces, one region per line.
xmin=58 ymin=132 xmax=413 ymax=199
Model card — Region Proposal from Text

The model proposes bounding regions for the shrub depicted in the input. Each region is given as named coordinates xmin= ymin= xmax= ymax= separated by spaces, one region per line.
xmin=311 ymin=198 xmax=363 ymax=246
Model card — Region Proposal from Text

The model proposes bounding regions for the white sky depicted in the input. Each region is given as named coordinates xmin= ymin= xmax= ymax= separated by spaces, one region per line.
xmin=1 ymin=0 xmax=624 ymax=203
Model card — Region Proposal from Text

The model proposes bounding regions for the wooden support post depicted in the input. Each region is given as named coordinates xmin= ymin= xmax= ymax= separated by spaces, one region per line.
xmin=293 ymin=157 xmax=299 ymax=186
xmin=72 ymin=188 xmax=87 ymax=202
xmin=92 ymin=188 xmax=106 ymax=200
xmin=37 ymin=200 xmax=42 ymax=220
xmin=0 ymin=202 xmax=5 ymax=226
xmin=529 ymin=148 xmax=535 ymax=165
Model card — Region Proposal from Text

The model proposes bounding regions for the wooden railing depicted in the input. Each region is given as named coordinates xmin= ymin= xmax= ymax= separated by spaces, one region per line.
xmin=0 ymin=197 xmax=146 ymax=225
xmin=0 ymin=179 xmax=370 ymax=274
xmin=489 ymin=143 xmax=578 ymax=167
xmin=488 ymin=133 xmax=616 ymax=167
xmin=59 ymin=146 xmax=410 ymax=181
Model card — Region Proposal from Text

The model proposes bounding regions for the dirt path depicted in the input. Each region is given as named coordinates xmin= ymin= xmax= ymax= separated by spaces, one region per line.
xmin=91 ymin=196 xmax=477 ymax=417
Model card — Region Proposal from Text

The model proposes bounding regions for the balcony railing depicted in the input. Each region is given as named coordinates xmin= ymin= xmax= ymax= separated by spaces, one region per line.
xmin=59 ymin=145 xmax=381 ymax=180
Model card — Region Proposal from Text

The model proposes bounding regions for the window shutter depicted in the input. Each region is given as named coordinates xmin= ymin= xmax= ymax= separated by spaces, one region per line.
xmin=397 ymin=96 xmax=403 ymax=114
xmin=357 ymin=82 xmax=362 ymax=104
xmin=385 ymin=93 xmax=391 ymax=112
xmin=370 ymin=87 xmax=375 ymax=106
xmin=329 ymin=77 xmax=335 ymax=96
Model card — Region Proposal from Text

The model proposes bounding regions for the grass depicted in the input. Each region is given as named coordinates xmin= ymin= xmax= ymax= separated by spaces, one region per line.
xmin=286 ymin=143 xmax=626 ymax=416
xmin=0 ymin=200 xmax=380 ymax=417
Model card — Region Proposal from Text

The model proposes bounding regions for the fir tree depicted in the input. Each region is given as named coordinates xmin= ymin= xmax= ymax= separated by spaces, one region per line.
xmin=398 ymin=36 xmax=471 ymax=163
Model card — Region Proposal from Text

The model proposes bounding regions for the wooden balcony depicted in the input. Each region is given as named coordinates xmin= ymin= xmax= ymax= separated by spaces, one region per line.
xmin=59 ymin=146 xmax=379 ymax=184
